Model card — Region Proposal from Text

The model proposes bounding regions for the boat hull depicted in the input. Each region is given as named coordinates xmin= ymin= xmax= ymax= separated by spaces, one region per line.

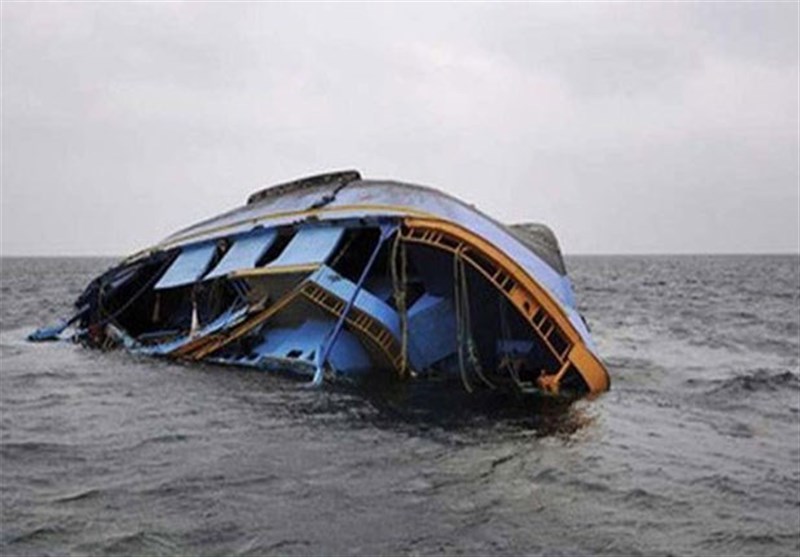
xmin=30 ymin=171 xmax=610 ymax=397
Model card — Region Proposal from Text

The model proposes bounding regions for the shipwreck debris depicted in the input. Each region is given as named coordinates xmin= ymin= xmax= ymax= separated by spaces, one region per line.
xmin=30 ymin=171 xmax=610 ymax=397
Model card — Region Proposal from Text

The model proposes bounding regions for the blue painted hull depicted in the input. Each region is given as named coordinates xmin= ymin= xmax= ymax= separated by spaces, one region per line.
xmin=30 ymin=171 xmax=609 ymax=397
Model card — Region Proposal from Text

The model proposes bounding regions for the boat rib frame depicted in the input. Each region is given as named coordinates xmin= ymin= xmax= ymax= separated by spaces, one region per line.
xmin=401 ymin=218 xmax=610 ymax=394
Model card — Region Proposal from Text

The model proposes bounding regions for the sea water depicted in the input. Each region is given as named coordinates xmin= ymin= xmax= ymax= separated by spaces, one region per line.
xmin=1 ymin=255 xmax=798 ymax=556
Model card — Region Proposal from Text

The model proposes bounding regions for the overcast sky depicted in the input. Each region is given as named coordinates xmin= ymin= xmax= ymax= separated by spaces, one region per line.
xmin=1 ymin=2 xmax=798 ymax=256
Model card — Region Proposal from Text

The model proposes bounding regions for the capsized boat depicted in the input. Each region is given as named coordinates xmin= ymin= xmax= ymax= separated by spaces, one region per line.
xmin=29 ymin=171 xmax=610 ymax=397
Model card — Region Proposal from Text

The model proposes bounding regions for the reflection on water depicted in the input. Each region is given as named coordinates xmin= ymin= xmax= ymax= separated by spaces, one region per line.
xmin=353 ymin=376 xmax=595 ymax=439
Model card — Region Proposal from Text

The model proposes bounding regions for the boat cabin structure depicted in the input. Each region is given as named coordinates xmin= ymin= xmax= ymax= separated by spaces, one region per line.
xmin=30 ymin=171 xmax=610 ymax=397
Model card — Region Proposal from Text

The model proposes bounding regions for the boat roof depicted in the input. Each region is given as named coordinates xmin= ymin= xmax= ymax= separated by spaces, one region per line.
xmin=162 ymin=171 xmax=568 ymax=275
xmin=132 ymin=171 xmax=594 ymax=351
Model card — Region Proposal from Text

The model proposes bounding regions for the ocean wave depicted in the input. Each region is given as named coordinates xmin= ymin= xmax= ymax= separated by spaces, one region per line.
xmin=689 ymin=369 xmax=800 ymax=395
xmin=0 ymin=441 xmax=84 ymax=461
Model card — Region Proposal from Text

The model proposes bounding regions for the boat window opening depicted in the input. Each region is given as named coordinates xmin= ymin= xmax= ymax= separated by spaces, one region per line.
xmin=92 ymin=255 xmax=176 ymax=337
xmin=254 ymin=228 xmax=295 ymax=267
xmin=252 ymin=225 xmax=346 ymax=274
xmin=327 ymin=231 xmax=359 ymax=270
xmin=206 ymin=238 xmax=230 ymax=273
xmin=150 ymin=286 xmax=194 ymax=332
xmin=329 ymin=227 xmax=381 ymax=283
xmin=101 ymin=262 xmax=239 ymax=343
xmin=202 ymin=281 xmax=238 ymax=323
xmin=406 ymin=244 xmax=455 ymax=298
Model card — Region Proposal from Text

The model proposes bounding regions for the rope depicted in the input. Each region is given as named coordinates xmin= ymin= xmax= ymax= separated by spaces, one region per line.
xmin=459 ymin=255 xmax=495 ymax=389
xmin=453 ymin=250 xmax=495 ymax=391
xmin=390 ymin=233 xmax=410 ymax=377
xmin=152 ymin=293 xmax=161 ymax=323
xmin=498 ymin=294 xmax=524 ymax=388
xmin=453 ymin=249 xmax=473 ymax=393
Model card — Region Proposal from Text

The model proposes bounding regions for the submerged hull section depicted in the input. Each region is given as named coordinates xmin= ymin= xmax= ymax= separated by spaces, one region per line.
xmin=31 ymin=171 xmax=610 ymax=397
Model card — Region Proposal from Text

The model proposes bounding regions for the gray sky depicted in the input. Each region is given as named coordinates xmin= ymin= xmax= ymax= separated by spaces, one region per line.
xmin=2 ymin=2 xmax=798 ymax=256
